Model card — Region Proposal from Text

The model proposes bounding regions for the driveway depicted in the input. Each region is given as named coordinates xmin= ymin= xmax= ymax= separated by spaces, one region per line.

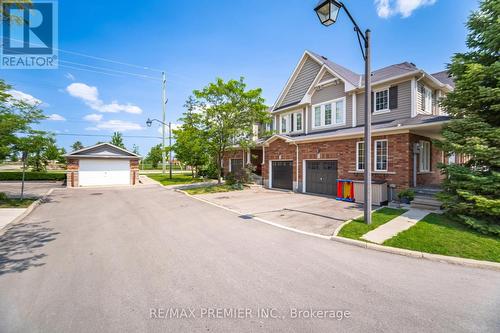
xmin=0 ymin=181 xmax=64 ymax=198
xmin=194 ymin=187 xmax=363 ymax=236
xmin=0 ymin=185 xmax=498 ymax=332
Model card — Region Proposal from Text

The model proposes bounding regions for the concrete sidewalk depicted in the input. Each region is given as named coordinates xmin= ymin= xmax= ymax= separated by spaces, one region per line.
xmin=0 ymin=208 xmax=26 ymax=230
xmin=361 ymin=208 xmax=431 ymax=244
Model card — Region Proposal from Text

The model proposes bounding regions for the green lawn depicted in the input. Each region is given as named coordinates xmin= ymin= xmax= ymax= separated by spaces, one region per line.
xmin=184 ymin=184 xmax=242 ymax=195
xmin=146 ymin=173 xmax=208 ymax=186
xmin=0 ymin=198 xmax=36 ymax=208
xmin=337 ymin=207 xmax=408 ymax=240
xmin=384 ymin=213 xmax=500 ymax=263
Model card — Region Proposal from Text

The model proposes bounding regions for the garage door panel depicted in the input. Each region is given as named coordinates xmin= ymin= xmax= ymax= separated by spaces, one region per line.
xmin=271 ymin=161 xmax=293 ymax=190
xmin=79 ymin=159 xmax=130 ymax=186
xmin=306 ymin=160 xmax=337 ymax=196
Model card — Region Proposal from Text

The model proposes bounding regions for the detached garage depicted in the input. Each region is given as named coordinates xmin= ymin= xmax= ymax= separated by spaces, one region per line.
xmin=65 ymin=143 xmax=140 ymax=187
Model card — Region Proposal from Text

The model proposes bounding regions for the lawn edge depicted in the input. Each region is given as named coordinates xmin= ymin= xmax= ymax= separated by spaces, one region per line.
xmin=0 ymin=188 xmax=55 ymax=236
xmin=331 ymin=235 xmax=500 ymax=271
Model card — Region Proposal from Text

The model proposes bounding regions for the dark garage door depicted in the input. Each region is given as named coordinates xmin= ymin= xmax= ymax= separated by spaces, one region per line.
xmin=306 ymin=160 xmax=338 ymax=196
xmin=230 ymin=159 xmax=243 ymax=173
xmin=272 ymin=161 xmax=293 ymax=190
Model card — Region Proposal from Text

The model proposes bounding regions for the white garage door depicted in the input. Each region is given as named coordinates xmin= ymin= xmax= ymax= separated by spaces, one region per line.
xmin=79 ymin=159 xmax=130 ymax=186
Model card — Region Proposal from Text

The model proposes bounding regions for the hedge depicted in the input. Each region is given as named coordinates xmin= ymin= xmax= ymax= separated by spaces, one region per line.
xmin=0 ymin=172 xmax=66 ymax=181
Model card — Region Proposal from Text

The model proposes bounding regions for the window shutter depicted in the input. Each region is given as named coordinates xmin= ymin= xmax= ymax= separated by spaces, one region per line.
xmin=389 ymin=86 xmax=398 ymax=109
xmin=290 ymin=114 xmax=294 ymax=132
xmin=371 ymin=91 xmax=374 ymax=113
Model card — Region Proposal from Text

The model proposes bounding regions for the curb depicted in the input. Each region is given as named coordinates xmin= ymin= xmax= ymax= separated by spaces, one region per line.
xmin=0 ymin=188 xmax=55 ymax=236
xmin=179 ymin=189 xmax=500 ymax=271
xmin=330 ymin=235 xmax=500 ymax=271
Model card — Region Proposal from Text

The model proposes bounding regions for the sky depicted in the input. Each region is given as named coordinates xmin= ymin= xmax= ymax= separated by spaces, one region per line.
xmin=2 ymin=0 xmax=479 ymax=155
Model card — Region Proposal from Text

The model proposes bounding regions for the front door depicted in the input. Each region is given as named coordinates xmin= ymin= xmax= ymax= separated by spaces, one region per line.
xmin=306 ymin=160 xmax=338 ymax=196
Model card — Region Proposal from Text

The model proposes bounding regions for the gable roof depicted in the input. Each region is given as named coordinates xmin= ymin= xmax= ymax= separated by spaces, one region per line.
xmin=431 ymin=70 xmax=455 ymax=88
xmin=272 ymin=50 xmax=454 ymax=112
xmin=65 ymin=143 xmax=141 ymax=159
xmin=307 ymin=50 xmax=361 ymax=87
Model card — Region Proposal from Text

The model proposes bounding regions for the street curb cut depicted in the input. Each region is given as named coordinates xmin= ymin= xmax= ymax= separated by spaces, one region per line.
xmin=0 ymin=188 xmax=55 ymax=236
xmin=176 ymin=189 xmax=331 ymax=240
xmin=330 ymin=235 xmax=500 ymax=271
xmin=176 ymin=188 xmax=500 ymax=272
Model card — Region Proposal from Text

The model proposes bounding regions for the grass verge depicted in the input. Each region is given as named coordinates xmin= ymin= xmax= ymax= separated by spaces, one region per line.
xmin=384 ymin=213 xmax=500 ymax=263
xmin=337 ymin=207 xmax=407 ymax=240
xmin=147 ymin=173 xmax=208 ymax=186
xmin=0 ymin=171 xmax=66 ymax=181
xmin=0 ymin=198 xmax=36 ymax=208
xmin=184 ymin=184 xmax=242 ymax=195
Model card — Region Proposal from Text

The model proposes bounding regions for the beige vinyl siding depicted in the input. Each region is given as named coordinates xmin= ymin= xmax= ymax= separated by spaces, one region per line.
xmin=279 ymin=56 xmax=322 ymax=107
xmin=356 ymin=80 xmax=412 ymax=125
xmin=319 ymin=71 xmax=335 ymax=83
xmin=307 ymin=81 xmax=352 ymax=133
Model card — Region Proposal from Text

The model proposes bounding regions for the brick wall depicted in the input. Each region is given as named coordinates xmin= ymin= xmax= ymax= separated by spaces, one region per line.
xmin=222 ymin=149 xmax=245 ymax=176
xmin=130 ymin=159 xmax=139 ymax=185
xmin=410 ymin=133 xmax=444 ymax=186
xmin=66 ymin=158 xmax=79 ymax=187
xmin=263 ymin=132 xmax=443 ymax=191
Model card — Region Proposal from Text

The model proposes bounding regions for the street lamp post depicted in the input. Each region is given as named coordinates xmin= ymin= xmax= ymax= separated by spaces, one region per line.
xmin=314 ymin=0 xmax=372 ymax=224
xmin=146 ymin=118 xmax=173 ymax=179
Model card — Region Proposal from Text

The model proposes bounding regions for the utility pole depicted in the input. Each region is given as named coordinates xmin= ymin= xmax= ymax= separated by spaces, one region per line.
xmin=363 ymin=29 xmax=372 ymax=224
xmin=169 ymin=122 xmax=172 ymax=179
xmin=161 ymin=71 xmax=166 ymax=174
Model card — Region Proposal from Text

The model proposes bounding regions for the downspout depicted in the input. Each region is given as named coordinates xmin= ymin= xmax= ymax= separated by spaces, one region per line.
xmin=291 ymin=141 xmax=299 ymax=192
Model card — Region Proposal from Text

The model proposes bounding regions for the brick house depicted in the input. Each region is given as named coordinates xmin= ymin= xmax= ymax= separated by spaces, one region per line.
xmin=223 ymin=50 xmax=454 ymax=200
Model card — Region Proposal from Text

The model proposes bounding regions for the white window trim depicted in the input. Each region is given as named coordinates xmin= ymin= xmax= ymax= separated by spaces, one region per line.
xmin=374 ymin=139 xmax=388 ymax=172
xmin=423 ymin=86 xmax=433 ymax=114
xmin=419 ymin=140 xmax=431 ymax=172
xmin=311 ymin=97 xmax=346 ymax=129
xmin=373 ymin=87 xmax=390 ymax=115
xmin=356 ymin=141 xmax=365 ymax=171
xmin=280 ymin=111 xmax=304 ymax=134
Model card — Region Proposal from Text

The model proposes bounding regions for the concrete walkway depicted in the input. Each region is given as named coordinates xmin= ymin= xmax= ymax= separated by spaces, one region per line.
xmin=0 ymin=208 xmax=26 ymax=230
xmin=361 ymin=208 xmax=431 ymax=244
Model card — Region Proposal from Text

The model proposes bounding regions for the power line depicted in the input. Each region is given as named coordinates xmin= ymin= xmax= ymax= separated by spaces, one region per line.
xmin=59 ymin=60 xmax=160 ymax=81
xmin=1 ymin=37 xmax=164 ymax=73
xmin=53 ymin=133 xmax=162 ymax=139
xmin=59 ymin=64 xmax=159 ymax=81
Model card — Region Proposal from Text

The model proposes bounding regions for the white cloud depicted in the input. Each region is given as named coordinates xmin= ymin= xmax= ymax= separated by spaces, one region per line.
xmin=157 ymin=123 xmax=181 ymax=135
xmin=65 ymin=72 xmax=75 ymax=81
xmin=94 ymin=120 xmax=143 ymax=132
xmin=66 ymin=82 xmax=143 ymax=114
xmin=83 ymin=113 xmax=103 ymax=122
xmin=47 ymin=113 xmax=66 ymax=121
xmin=85 ymin=126 xmax=100 ymax=131
xmin=375 ymin=0 xmax=436 ymax=18
xmin=7 ymin=89 xmax=42 ymax=106
xmin=97 ymin=120 xmax=143 ymax=131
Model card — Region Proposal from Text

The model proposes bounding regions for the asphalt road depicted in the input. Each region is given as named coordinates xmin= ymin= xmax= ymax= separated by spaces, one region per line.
xmin=0 ymin=185 xmax=498 ymax=333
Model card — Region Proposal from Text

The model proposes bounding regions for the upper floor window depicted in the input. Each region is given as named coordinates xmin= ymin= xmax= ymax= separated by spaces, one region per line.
xmin=312 ymin=97 xmax=346 ymax=129
xmin=280 ymin=111 xmax=303 ymax=134
xmin=374 ymin=89 xmax=389 ymax=113
xmin=419 ymin=140 xmax=431 ymax=171
xmin=356 ymin=141 xmax=365 ymax=171
xmin=374 ymin=140 xmax=388 ymax=171
xmin=281 ymin=116 xmax=287 ymax=133
xmin=424 ymin=86 xmax=433 ymax=113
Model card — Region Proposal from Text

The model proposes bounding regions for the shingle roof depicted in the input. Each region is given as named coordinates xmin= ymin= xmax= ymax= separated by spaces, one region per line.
xmin=431 ymin=70 xmax=455 ymax=88
xmin=308 ymin=51 xmax=452 ymax=88
xmin=369 ymin=62 xmax=418 ymax=83
xmin=308 ymin=50 xmax=361 ymax=87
